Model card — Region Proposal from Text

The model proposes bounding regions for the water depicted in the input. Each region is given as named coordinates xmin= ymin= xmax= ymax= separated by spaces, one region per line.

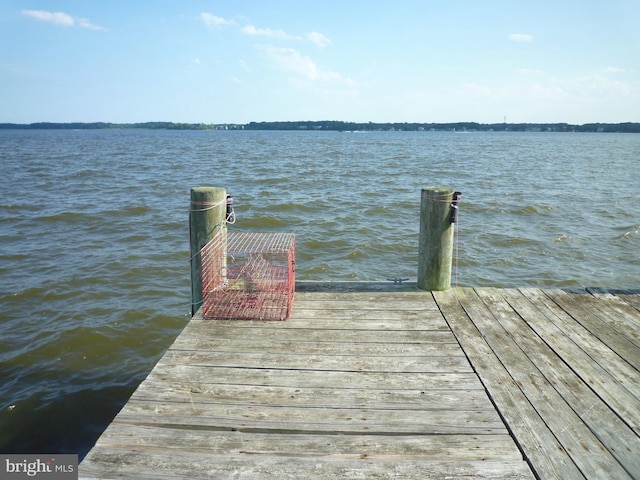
xmin=0 ymin=129 xmax=638 ymax=457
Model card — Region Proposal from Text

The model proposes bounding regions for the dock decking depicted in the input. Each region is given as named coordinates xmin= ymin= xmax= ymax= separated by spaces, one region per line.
xmin=80 ymin=285 xmax=640 ymax=479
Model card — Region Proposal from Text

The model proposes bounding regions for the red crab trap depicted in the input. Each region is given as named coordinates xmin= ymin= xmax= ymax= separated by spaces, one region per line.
xmin=200 ymin=231 xmax=296 ymax=320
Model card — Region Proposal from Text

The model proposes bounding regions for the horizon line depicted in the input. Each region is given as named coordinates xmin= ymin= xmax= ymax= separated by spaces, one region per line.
xmin=2 ymin=120 xmax=639 ymax=127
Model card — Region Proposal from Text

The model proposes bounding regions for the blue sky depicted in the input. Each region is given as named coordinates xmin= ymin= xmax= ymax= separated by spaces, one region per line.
xmin=1 ymin=1 xmax=639 ymax=124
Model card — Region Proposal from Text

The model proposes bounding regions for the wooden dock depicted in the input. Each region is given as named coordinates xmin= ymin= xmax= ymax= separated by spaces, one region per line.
xmin=80 ymin=285 xmax=640 ymax=479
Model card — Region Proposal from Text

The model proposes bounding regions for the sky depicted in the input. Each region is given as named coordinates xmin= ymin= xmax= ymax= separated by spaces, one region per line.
xmin=1 ymin=1 xmax=639 ymax=124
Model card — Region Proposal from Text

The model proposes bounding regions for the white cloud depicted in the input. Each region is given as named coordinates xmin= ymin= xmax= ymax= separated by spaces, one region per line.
xmin=307 ymin=31 xmax=331 ymax=48
xmin=201 ymin=13 xmax=231 ymax=28
xmin=241 ymin=24 xmax=332 ymax=48
xmin=76 ymin=18 xmax=106 ymax=31
xmin=242 ymin=25 xmax=300 ymax=40
xmin=21 ymin=10 xmax=107 ymax=31
xmin=604 ymin=66 xmax=627 ymax=73
xmin=192 ymin=58 xmax=201 ymax=65
xmin=22 ymin=10 xmax=74 ymax=27
xmin=509 ymin=33 xmax=534 ymax=42
xmin=260 ymin=45 xmax=344 ymax=82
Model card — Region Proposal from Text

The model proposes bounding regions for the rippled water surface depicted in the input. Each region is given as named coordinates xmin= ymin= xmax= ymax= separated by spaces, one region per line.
xmin=0 ymin=129 xmax=638 ymax=457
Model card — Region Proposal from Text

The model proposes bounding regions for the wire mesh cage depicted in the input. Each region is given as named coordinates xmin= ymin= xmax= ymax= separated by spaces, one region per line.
xmin=200 ymin=231 xmax=295 ymax=320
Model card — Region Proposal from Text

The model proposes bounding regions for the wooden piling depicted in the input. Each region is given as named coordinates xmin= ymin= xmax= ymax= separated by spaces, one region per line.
xmin=417 ymin=187 xmax=455 ymax=291
xmin=189 ymin=186 xmax=227 ymax=315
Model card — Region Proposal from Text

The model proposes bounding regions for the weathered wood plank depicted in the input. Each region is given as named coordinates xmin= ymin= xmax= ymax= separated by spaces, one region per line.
xmin=616 ymin=291 xmax=640 ymax=311
xmin=177 ymin=321 xmax=457 ymax=343
xmin=87 ymin=425 xmax=523 ymax=460
xmin=81 ymin=450 xmax=535 ymax=480
xmin=292 ymin=290 xmax=438 ymax=304
xmin=202 ymin=313 xmax=450 ymax=329
xmin=292 ymin=306 xmax=438 ymax=320
xmin=521 ymin=289 xmax=640 ymax=401
xmin=282 ymin=314 xmax=447 ymax=331
xmin=433 ymin=288 xmax=586 ymax=480
xmin=543 ymin=288 xmax=640 ymax=370
xmin=293 ymin=294 xmax=439 ymax=310
xmin=514 ymin=289 xmax=640 ymax=406
xmin=170 ymin=336 xmax=463 ymax=356
xmin=466 ymin=288 xmax=633 ymax=479
xmin=114 ymin=400 xmax=506 ymax=435
xmin=155 ymin=350 xmax=472 ymax=373
xmin=585 ymin=290 xmax=640 ymax=345
xmin=129 ymin=383 xmax=495 ymax=412
xmin=144 ymin=365 xmax=484 ymax=390
xmin=178 ymin=322 xmax=456 ymax=344
xmin=479 ymin=288 xmax=640 ymax=475
xmin=280 ymin=312 xmax=449 ymax=328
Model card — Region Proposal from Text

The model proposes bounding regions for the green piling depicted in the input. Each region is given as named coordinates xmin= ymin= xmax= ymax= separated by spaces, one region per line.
xmin=417 ymin=187 xmax=455 ymax=291
xmin=189 ymin=186 xmax=227 ymax=315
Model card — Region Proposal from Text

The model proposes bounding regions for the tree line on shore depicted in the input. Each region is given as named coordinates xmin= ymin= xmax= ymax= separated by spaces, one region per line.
xmin=1 ymin=120 xmax=639 ymax=133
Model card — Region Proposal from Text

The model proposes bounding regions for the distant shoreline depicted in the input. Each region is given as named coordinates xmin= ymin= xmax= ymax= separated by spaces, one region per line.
xmin=1 ymin=120 xmax=639 ymax=133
